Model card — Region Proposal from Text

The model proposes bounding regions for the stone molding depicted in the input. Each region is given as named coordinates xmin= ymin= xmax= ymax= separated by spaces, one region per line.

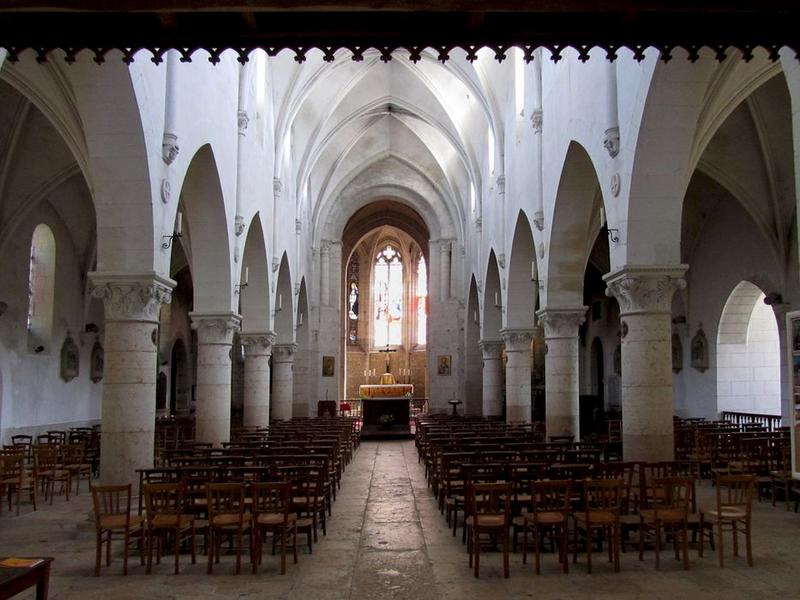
xmin=89 ymin=272 xmax=175 ymax=322
xmin=604 ymin=266 xmax=688 ymax=316
xmin=272 ymin=343 xmax=298 ymax=362
xmin=500 ymin=328 xmax=534 ymax=352
xmin=240 ymin=331 xmax=276 ymax=356
xmin=478 ymin=339 xmax=503 ymax=359
xmin=190 ymin=312 xmax=242 ymax=344
xmin=536 ymin=307 xmax=587 ymax=339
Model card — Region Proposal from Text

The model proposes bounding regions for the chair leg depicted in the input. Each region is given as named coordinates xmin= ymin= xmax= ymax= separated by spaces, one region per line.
xmin=95 ymin=532 xmax=102 ymax=576
xmin=190 ymin=527 xmax=196 ymax=565
xmin=655 ymin=521 xmax=661 ymax=570
xmin=745 ymin=521 xmax=753 ymax=567
xmin=473 ymin=530 xmax=480 ymax=578
xmin=106 ymin=530 xmax=112 ymax=566
xmin=682 ymin=522 xmax=689 ymax=570
xmin=717 ymin=522 xmax=724 ymax=568
xmin=503 ymin=529 xmax=509 ymax=579
xmin=560 ymin=525 xmax=568 ymax=574
xmin=174 ymin=528 xmax=181 ymax=574
xmin=146 ymin=529 xmax=154 ymax=574
xmin=123 ymin=530 xmax=130 ymax=576
xmin=207 ymin=531 xmax=214 ymax=574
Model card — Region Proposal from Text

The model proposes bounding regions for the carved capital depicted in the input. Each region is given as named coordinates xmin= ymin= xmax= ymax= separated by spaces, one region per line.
xmin=604 ymin=266 xmax=688 ymax=316
xmin=531 ymin=108 xmax=543 ymax=133
xmin=90 ymin=272 xmax=174 ymax=322
xmin=500 ymin=328 xmax=534 ymax=352
xmin=190 ymin=312 xmax=241 ymax=345
xmin=162 ymin=131 xmax=179 ymax=165
xmin=237 ymin=109 xmax=249 ymax=135
xmin=272 ymin=342 xmax=297 ymax=362
xmin=536 ymin=307 xmax=587 ymax=339
xmin=478 ymin=339 xmax=503 ymax=359
xmin=234 ymin=214 xmax=246 ymax=237
xmin=240 ymin=331 xmax=276 ymax=356
xmin=603 ymin=126 xmax=620 ymax=158
xmin=320 ymin=239 xmax=332 ymax=256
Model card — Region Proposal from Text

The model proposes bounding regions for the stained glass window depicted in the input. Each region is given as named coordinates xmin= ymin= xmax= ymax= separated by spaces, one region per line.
xmin=416 ymin=256 xmax=427 ymax=345
xmin=374 ymin=244 xmax=402 ymax=347
xmin=347 ymin=254 xmax=360 ymax=344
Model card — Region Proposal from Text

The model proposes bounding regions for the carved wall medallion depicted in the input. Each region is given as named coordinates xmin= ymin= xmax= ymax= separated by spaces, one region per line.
xmin=610 ymin=172 xmax=621 ymax=197
xmin=160 ymin=178 xmax=171 ymax=203
xmin=690 ymin=325 xmax=709 ymax=372
xmin=90 ymin=339 xmax=104 ymax=383
xmin=603 ymin=126 xmax=620 ymax=158
xmin=60 ymin=334 xmax=79 ymax=382
xmin=162 ymin=131 xmax=179 ymax=165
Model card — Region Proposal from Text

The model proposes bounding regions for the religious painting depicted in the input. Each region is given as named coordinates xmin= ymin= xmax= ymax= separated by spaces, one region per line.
xmin=793 ymin=317 xmax=800 ymax=352
xmin=671 ymin=333 xmax=683 ymax=374
xmin=60 ymin=334 xmax=79 ymax=382
xmin=90 ymin=339 xmax=104 ymax=383
xmin=690 ymin=325 xmax=709 ymax=372
xmin=322 ymin=355 xmax=335 ymax=377
xmin=437 ymin=355 xmax=451 ymax=376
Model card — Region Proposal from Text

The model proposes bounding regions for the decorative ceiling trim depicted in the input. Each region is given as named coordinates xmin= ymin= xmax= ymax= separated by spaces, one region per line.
xmin=0 ymin=3 xmax=798 ymax=64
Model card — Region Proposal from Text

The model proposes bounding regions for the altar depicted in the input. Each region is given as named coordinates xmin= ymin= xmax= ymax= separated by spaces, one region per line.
xmin=359 ymin=377 xmax=413 ymax=439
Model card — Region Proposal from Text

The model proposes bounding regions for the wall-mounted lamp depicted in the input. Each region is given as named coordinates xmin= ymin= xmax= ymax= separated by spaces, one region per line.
xmin=473 ymin=310 xmax=479 ymax=325
xmin=494 ymin=291 xmax=500 ymax=308
xmin=298 ymin=312 xmax=303 ymax=327
xmin=599 ymin=207 xmax=620 ymax=243
xmin=162 ymin=211 xmax=183 ymax=249
xmin=235 ymin=267 xmax=249 ymax=295
xmin=276 ymin=293 xmax=283 ymax=312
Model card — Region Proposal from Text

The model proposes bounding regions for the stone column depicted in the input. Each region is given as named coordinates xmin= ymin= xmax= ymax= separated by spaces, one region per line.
xmin=320 ymin=241 xmax=331 ymax=307
xmin=500 ymin=328 xmax=534 ymax=423
xmin=536 ymin=307 xmax=587 ymax=440
xmin=190 ymin=312 xmax=241 ymax=447
xmin=90 ymin=272 xmax=174 ymax=486
xmin=604 ymin=266 xmax=687 ymax=462
xmin=440 ymin=240 xmax=452 ymax=301
xmin=271 ymin=343 xmax=297 ymax=421
xmin=479 ymin=340 xmax=504 ymax=417
xmin=241 ymin=331 xmax=276 ymax=428
xmin=770 ymin=302 xmax=792 ymax=425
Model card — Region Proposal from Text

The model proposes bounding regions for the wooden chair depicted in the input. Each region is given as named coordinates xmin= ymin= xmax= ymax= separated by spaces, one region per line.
xmin=0 ymin=452 xmax=38 ymax=515
xmin=206 ymin=482 xmax=249 ymax=574
xmin=143 ymin=483 xmax=196 ymax=574
xmin=638 ymin=476 xmax=691 ymax=570
xmin=251 ymin=481 xmax=297 ymax=574
xmin=573 ymin=478 xmax=623 ymax=573
xmin=521 ymin=479 xmax=571 ymax=574
xmin=63 ymin=443 xmax=93 ymax=495
xmin=466 ymin=482 xmax=511 ymax=578
xmin=699 ymin=474 xmax=755 ymax=567
xmin=91 ymin=484 xmax=145 ymax=576
xmin=34 ymin=445 xmax=70 ymax=505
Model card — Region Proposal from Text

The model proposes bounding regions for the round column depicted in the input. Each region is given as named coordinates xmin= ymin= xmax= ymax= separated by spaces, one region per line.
xmin=190 ymin=312 xmax=241 ymax=447
xmin=500 ymin=328 xmax=534 ymax=423
xmin=536 ymin=307 xmax=586 ymax=440
xmin=479 ymin=340 xmax=504 ymax=417
xmin=604 ymin=266 xmax=687 ymax=462
xmin=271 ymin=343 xmax=297 ymax=421
xmin=90 ymin=273 xmax=174 ymax=486
xmin=241 ymin=331 xmax=276 ymax=428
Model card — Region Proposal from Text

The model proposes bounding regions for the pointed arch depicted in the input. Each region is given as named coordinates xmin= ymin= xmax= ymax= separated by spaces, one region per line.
xmin=274 ymin=252 xmax=294 ymax=342
xmin=507 ymin=210 xmax=538 ymax=329
xmin=239 ymin=213 xmax=270 ymax=333
xmin=483 ymin=250 xmax=503 ymax=339
xmin=178 ymin=144 xmax=233 ymax=313
xmin=465 ymin=276 xmax=482 ymax=415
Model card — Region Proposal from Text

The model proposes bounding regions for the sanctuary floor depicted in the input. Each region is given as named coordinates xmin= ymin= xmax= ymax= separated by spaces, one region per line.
xmin=1 ymin=440 xmax=799 ymax=599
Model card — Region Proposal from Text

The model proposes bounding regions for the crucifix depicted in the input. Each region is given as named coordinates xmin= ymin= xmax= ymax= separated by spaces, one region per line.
xmin=378 ymin=344 xmax=397 ymax=373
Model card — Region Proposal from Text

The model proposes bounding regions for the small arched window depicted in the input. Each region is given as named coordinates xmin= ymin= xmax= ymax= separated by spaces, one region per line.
xmin=373 ymin=244 xmax=402 ymax=347
xmin=27 ymin=224 xmax=56 ymax=346
xmin=416 ymin=256 xmax=427 ymax=346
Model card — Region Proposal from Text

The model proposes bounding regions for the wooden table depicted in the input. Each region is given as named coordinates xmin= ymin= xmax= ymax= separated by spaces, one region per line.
xmin=0 ymin=557 xmax=53 ymax=600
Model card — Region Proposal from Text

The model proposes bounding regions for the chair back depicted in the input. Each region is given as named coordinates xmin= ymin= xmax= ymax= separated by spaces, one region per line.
xmin=583 ymin=478 xmax=623 ymax=514
xmin=144 ymin=482 xmax=184 ymax=519
xmin=0 ymin=453 xmax=25 ymax=484
xmin=251 ymin=481 xmax=291 ymax=522
xmin=530 ymin=479 xmax=572 ymax=516
xmin=206 ymin=482 xmax=246 ymax=519
xmin=62 ymin=443 xmax=85 ymax=465
xmin=91 ymin=484 xmax=133 ymax=529
xmin=716 ymin=474 xmax=755 ymax=515
xmin=34 ymin=445 xmax=60 ymax=471
xmin=469 ymin=482 xmax=511 ymax=524
xmin=651 ymin=476 xmax=692 ymax=514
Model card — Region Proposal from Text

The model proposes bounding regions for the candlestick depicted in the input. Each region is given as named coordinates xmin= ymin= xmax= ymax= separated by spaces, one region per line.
xmin=175 ymin=211 xmax=182 ymax=235
xmin=243 ymin=266 xmax=249 ymax=285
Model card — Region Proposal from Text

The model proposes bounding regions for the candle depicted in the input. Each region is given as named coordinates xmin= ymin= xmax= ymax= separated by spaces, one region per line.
xmin=599 ymin=207 xmax=606 ymax=227
xmin=278 ymin=293 xmax=282 ymax=310
xmin=494 ymin=291 xmax=499 ymax=306
xmin=298 ymin=312 xmax=303 ymax=326
xmin=175 ymin=211 xmax=182 ymax=235
xmin=243 ymin=266 xmax=249 ymax=286
xmin=363 ymin=369 xmax=367 ymax=377
xmin=531 ymin=260 xmax=536 ymax=281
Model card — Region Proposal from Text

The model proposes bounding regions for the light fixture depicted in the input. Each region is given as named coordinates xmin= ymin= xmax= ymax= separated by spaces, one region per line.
xmin=235 ymin=266 xmax=249 ymax=295
xmin=600 ymin=207 xmax=620 ymax=243
xmin=276 ymin=293 xmax=283 ymax=311
xmin=162 ymin=211 xmax=183 ymax=249
xmin=298 ymin=312 xmax=303 ymax=327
